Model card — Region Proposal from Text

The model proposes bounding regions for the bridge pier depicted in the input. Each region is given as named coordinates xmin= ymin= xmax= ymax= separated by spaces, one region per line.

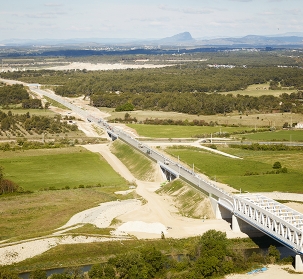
xmin=295 ymin=255 xmax=303 ymax=272
xmin=158 ymin=162 xmax=179 ymax=182
xmin=231 ymin=214 xmax=264 ymax=237
xmin=232 ymin=215 xmax=240 ymax=232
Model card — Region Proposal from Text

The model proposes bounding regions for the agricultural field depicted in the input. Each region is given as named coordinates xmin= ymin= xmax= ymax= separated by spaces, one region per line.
xmin=0 ymin=147 xmax=127 ymax=191
xmin=221 ymin=83 xmax=296 ymax=97
xmin=103 ymin=108 xmax=302 ymax=129
xmin=165 ymin=146 xmax=303 ymax=193
xmin=241 ymin=129 xmax=303 ymax=142
xmin=126 ymin=124 xmax=261 ymax=138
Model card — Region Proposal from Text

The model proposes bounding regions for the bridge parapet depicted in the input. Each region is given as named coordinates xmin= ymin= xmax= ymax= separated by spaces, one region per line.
xmin=234 ymin=194 xmax=303 ymax=254
xmin=31 ymin=85 xmax=303 ymax=266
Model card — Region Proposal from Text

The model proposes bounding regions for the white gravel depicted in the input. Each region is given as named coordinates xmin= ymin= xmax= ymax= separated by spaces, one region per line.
xmin=0 ymin=236 xmax=124 ymax=265
xmin=46 ymin=62 xmax=171 ymax=71
xmin=57 ymin=199 xmax=142 ymax=230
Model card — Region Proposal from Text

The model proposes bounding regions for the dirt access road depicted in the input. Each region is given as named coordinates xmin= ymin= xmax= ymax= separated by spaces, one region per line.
xmin=84 ymin=143 xmax=249 ymax=239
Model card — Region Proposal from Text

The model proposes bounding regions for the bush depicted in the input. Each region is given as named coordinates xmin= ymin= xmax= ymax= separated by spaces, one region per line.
xmin=273 ymin=161 xmax=282 ymax=169
xmin=267 ymin=245 xmax=280 ymax=263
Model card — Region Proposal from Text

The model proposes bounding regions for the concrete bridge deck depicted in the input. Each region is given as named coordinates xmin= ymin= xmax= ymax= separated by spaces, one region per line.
xmin=29 ymin=84 xmax=303 ymax=271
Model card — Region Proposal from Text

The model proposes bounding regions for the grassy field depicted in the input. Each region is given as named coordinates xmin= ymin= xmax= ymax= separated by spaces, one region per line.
xmin=0 ymin=187 xmax=130 ymax=241
xmin=242 ymin=129 xmax=303 ymax=141
xmin=126 ymin=124 xmax=257 ymax=138
xmin=110 ymin=140 xmax=155 ymax=181
xmin=0 ymin=147 xmax=127 ymax=191
xmin=100 ymin=106 xmax=302 ymax=129
xmin=165 ymin=146 xmax=303 ymax=193
xmin=0 ymin=146 xmax=131 ymax=241
xmin=221 ymin=83 xmax=296 ymax=97
xmin=0 ymin=108 xmax=57 ymax=117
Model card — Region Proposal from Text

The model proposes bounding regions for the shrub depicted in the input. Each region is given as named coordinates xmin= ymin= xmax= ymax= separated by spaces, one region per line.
xmin=273 ymin=161 xmax=282 ymax=169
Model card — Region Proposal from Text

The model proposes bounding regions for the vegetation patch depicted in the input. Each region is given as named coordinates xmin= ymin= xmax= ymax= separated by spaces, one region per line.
xmin=6 ymin=231 xmax=291 ymax=278
xmin=110 ymin=139 xmax=155 ymax=181
xmin=0 ymin=187 xmax=128 ymax=241
xmin=157 ymin=179 xmax=214 ymax=219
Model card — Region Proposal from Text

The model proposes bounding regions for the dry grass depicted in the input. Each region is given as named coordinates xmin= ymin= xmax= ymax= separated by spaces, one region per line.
xmin=110 ymin=140 xmax=156 ymax=181
xmin=157 ymin=179 xmax=215 ymax=219
xmin=221 ymin=83 xmax=296 ymax=97
xmin=0 ymin=187 xmax=126 ymax=241
xmin=101 ymin=107 xmax=301 ymax=128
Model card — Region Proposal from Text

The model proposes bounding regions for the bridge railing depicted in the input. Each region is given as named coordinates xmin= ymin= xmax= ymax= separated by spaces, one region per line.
xmin=234 ymin=194 xmax=303 ymax=254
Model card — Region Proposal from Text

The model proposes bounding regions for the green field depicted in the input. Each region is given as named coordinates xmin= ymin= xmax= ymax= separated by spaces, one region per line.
xmin=126 ymin=124 xmax=256 ymax=138
xmin=0 ymin=146 xmax=130 ymax=241
xmin=242 ymin=129 xmax=303 ymax=141
xmin=221 ymin=83 xmax=296 ymax=97
xmin=0 ymin=147 xmax=127 ymax=191
xmin=165 ymin=146 xmax=303 ymax=193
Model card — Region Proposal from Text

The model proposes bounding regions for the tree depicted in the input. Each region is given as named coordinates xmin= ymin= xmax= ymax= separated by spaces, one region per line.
xmin=0 ymin=269 xmax=20 ymax=279
xmin=88 ymin=264 xmax=115 ymax=279
xmin=44 ymin=102 xmax=50 ymax=110
xmin=0 ymin=179 xmax=19 ymax=194
xmin=29 ymin=270 xmax=47 ymax=279
xmin=140 ymin=246 xmax=166 ymax=278
xmin=1 ymin=118 xmax=10 ymax=131
xmin=273 ymin=161 xmax=282 ymax=169
xmin=109 ymin=251 xmax=148 ymax=279
xmin=267 ymin=245 xmax=280 ymax=263
xmin=194 ymin=255 xmax=220 ymax=277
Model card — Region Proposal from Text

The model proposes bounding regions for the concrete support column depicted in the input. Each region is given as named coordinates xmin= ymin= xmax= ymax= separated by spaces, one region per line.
xmin=295 ymin=254 xmax=303 ymax=272
xmin=215 ymin=204 xmax=222 ymax=219
xmin=232 ymin=214 xmax=241 ymax=232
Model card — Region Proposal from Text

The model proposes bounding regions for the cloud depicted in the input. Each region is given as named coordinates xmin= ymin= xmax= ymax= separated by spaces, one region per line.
xmin=131 ymin=16 xmax=170 ymax=23
xmin=23 ymin=10 xmax=66 ymax=19
xmin=182 ymin=8 xmax=213 ymax=14
xmin=229 ymin=0 xmax=253 ymax=2
xmin=286 ymin=9 xmax=302 ymax=15
xmin=158 ymin=5 xmax=214 ymax=15
xmin=44 ymin=3 xmax=63 ymax=7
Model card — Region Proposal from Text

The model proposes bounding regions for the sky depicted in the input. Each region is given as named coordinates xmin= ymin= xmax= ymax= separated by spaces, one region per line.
xmin=1 ymin=0 xmax=303 ymax=41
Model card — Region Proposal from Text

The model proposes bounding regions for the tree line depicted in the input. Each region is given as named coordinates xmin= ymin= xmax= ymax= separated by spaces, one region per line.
xmin=0 ymin=84 xmax=29 ymax=105
xmin=0 ymin=166 xmax=19 ymax=195
xmin=2 ymin=65 xmax=303 ymax=94
xmin=53 ymin=66 xmax=303 ymax=95
xmin=92 ymin=90 xmax=303 ymax=115
xmin=0 ymin=84 xmax=43 ymax=109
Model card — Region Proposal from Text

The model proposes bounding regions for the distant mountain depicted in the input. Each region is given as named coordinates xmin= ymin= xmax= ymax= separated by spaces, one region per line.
xmin=195 ymin=35 xmax=303 ymax=46
xmin=157 ymin=32 xmax=194 ymax=44
xmin=1 ymin=32 xmax=303 ymax=47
